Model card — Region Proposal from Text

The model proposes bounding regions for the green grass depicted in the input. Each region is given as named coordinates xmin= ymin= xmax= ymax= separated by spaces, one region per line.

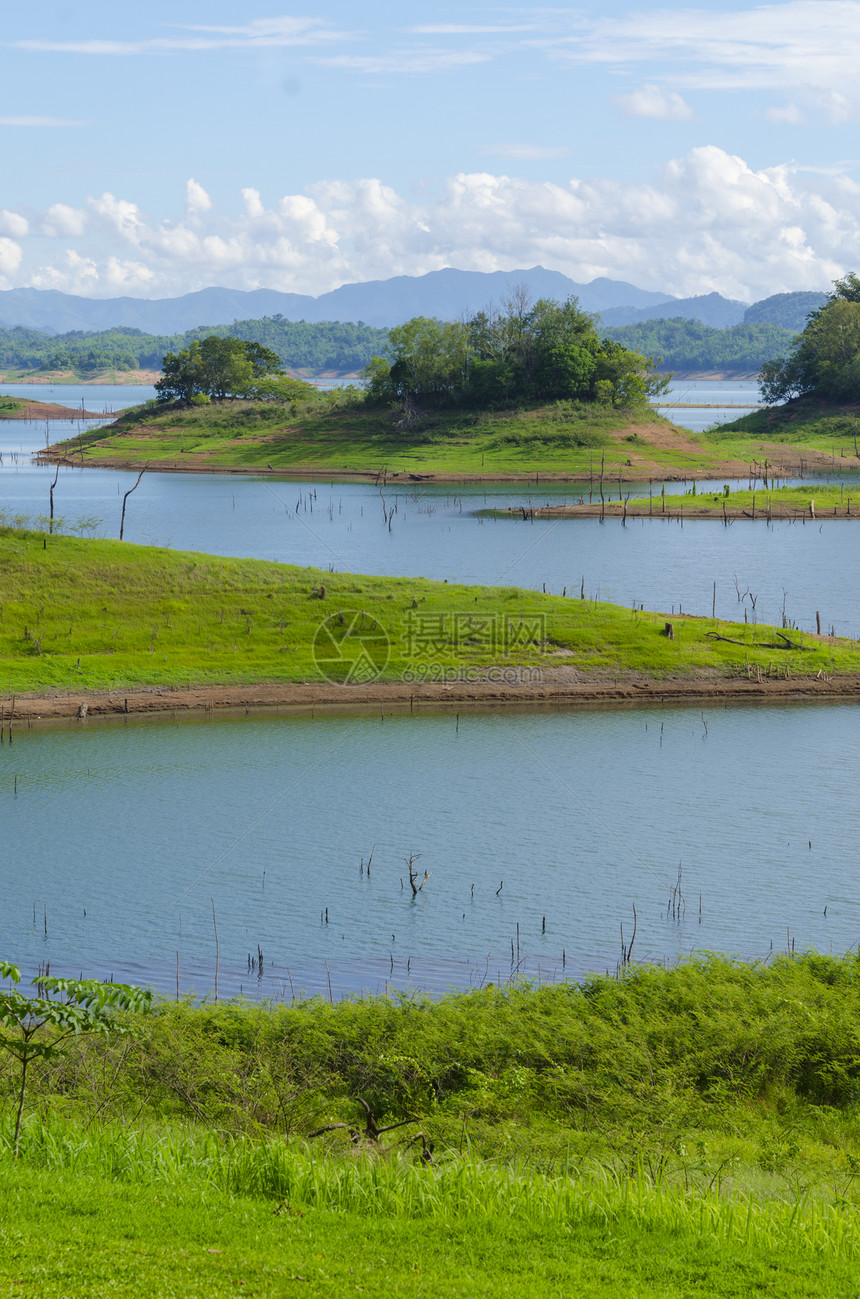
xmin=47 ymin=393 xmax=720 ymax=481
xmin=8 ymin=957 xmax=860 ymax=1293
xmin=1 ymin=525 xmax=856 ymax=695
xmin=0 ymin=393 xmax=24 ymax=415
xmin=706 ymin=395 xmax=860 ymax=462
xmin=10 ymin=1159 xmax=858 ymax=1298
xmin=627 ymin=482 xmax=860 ymax=518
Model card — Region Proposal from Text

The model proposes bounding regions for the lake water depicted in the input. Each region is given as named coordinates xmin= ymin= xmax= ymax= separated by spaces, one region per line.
xmin=3 ymin=702 xmax=858 ymax=1000
xmin=1 ymin=381 xmax=859 ymax=999
xmin=656 ymin=378 xmax=766 ymax=432
xmin=1 ymin=385 xmax=859 ymax=636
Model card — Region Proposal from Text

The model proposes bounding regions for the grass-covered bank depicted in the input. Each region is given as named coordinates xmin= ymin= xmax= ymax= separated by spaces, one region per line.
xmin=709 ymin=394 xmax=860 ymax=464
xmin=43 ymin=393 xmax=722 ymax=482
xmin=2 ymin=526 xmax=859 ymax=700
xmin=7 ymin=957 xmax=860 ymax=1294
xmin=523 ymin=481 xmax=860 ymax=521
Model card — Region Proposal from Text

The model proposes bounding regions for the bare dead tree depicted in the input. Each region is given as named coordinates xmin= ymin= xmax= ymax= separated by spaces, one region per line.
xmin=49 ymin=463 xmax=59 ymax=535
xmin=404 ymin=853 xmax=431 ymax=896
xmin=119 ymin=464 xmax=148 ymax=541
xmin=308 ymin=1096 xmax=419 ymax=1144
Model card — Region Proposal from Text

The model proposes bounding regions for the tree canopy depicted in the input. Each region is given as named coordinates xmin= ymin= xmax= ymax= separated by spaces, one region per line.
xmin=363 ymin=292 xmax=668 ymax=410
xmin=760 ymin=275 xmax=860 ymax=403
xmin=0 ymin=318 xmax=389 ymax=379
xmin=603 ymin=317 xmax=797 ymax=375
xmin=155 ymin=336 xmax=315 ymax=404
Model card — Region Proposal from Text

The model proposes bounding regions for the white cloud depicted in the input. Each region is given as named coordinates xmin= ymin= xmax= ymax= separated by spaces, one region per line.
xmin=9 ymin=148 xmax=860 ymax=301
xmin=766 ymin=103 xmax=806 ymax=124
xmin=0 ymin=210 xmax=29 ymax=238
xmin=0 ymin=116 xmax=86 ymax=126
xmin=616 ymin=84 xmax=694 ymax=120
xmin=483 ymin=144 xmax=572 ymax=161
xmin=408 ymin=24 xmax=541 ymax=34
xmin=314 ymin=49 xmax=491 ymax=74
xmin=185 ymin=179 xmax=212 ymax=215
xmin=0 ymin=237 xmax=23 ymax=278
xmin=10 ymin=16 xmax=351 ymax=56
xmin=548 ymin=2 xmax=860 ymax=118
xmin=41 ymin=203 xmax=87 ymax=238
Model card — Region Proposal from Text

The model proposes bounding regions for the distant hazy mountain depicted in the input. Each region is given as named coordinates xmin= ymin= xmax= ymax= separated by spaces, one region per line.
xmin=743 ymin=291 xmax=827 ymax=331
xmin=597 ymin=292 xmax=749 ymax=329
xmin=0 ymin=268 xmax=674 ymax=334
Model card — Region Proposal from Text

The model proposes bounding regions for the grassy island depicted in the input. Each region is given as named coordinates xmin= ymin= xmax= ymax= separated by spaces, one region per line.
xmin=42 ymin=392 xmax=719 ymax=482
xmin=39 ymin=389 xmax=860 ymax=485
xmin=6 ymin=955 xmax=860 ymax=1294
xmin=519 ymin=480 xmax=860 ymax=521
xmin=1 ymin=525 xmax=858 ymax=712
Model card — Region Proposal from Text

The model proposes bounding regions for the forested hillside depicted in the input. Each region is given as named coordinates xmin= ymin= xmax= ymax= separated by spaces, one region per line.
xmin=602 ymin=317 xmax=797 ymax=373
xmin=0 ymin=317 xmax=390 ymax=378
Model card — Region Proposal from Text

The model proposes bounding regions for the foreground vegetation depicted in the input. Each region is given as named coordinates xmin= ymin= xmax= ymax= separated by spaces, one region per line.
xmin=6 ymin=956 xmax=860 ymax=1294
xmin=0 ymin=525 xmax=856 ymax=695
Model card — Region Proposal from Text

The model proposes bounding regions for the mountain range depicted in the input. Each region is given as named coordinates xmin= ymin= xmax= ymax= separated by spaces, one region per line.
xmin=0 ymin=269 xmax=826 ymax=336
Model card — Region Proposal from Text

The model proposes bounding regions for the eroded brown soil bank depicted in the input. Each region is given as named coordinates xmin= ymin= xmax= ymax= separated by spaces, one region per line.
xmin=6 ymin=670 xmax=860 ymax=723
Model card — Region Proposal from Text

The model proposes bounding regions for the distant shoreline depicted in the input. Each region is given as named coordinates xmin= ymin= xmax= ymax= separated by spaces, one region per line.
xmin=1 ymin=368 xmax=760 ymax=388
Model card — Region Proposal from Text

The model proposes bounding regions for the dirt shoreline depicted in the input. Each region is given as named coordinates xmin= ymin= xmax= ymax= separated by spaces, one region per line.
xmin=517 ymin=501 xmax=857 ymax=522
xmin=7 ymin=672 xmax=860 ymax=723
xmin=0 ymin=399 xmax=105 ymax=420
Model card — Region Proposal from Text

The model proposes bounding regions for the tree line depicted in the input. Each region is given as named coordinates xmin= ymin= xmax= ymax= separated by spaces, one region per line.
xmin=759 ymin=274 xmax=860 ymax=403
xmin=602 ymin=318 xmax=798 ymax=374
xmin=0 ymin=318 xmax=390 ymax=377
xmin=363 ymin=292 xmax=668 ymax=408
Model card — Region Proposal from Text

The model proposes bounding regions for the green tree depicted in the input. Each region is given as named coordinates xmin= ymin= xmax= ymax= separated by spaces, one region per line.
xmin=156 ymin=338 xmax=287 ymax=403
xmin=156 ymin=340 xmax=206 ymax=402
xmin=362 ymin=295 xmax=662 ymax=414
xmin=760 ymin=273 xmax=860 ymax=403
xmin=0 ymin=962 xmax=151 ymax=1156
xmin=761 ymin=297 xmax=860 ymax=403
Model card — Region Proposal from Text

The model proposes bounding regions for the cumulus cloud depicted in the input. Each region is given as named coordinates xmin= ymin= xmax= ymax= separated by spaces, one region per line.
xmin=7 ymin=150 xmax=860 ymax=300
xmin=0 ymin=237 xmax=23 ymax=278
xmin=616 ymin=84 xmax=694 ymax=120
xmin=41 ymin=203 xmax=87 ymax=237
xmin=186 ymin=179 xmax=213 ymax=215
xmin=0 ymin=210 xmax=29 ymax=238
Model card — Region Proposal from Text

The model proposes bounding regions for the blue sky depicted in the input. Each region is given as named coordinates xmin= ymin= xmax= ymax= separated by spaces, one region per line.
xmin=3 ymin=1 xmax=860 ymax=301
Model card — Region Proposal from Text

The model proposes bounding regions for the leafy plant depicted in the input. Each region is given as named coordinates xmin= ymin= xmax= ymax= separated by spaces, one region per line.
xmin=0 ymin=962 xmax=151 ymax=1155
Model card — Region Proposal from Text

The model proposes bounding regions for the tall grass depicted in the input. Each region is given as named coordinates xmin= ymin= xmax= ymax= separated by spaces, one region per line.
xmin=7 ymin=1112 xmax=859 ymax=1260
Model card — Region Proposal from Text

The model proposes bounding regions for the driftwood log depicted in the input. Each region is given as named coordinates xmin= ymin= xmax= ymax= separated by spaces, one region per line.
xmin=704 ymin=631 xmax=804 ymax=650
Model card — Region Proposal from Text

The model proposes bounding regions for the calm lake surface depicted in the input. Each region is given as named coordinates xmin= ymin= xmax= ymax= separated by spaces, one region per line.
xmin=3 ymin=703 xmax=858 ymax=999
xmin=1 ymin=381 xmax=858 ymax=998
xmin=1 ymin=381 xmax=858 ymax=636
xmin=656 ymin=378 xmax=765 ymax=431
